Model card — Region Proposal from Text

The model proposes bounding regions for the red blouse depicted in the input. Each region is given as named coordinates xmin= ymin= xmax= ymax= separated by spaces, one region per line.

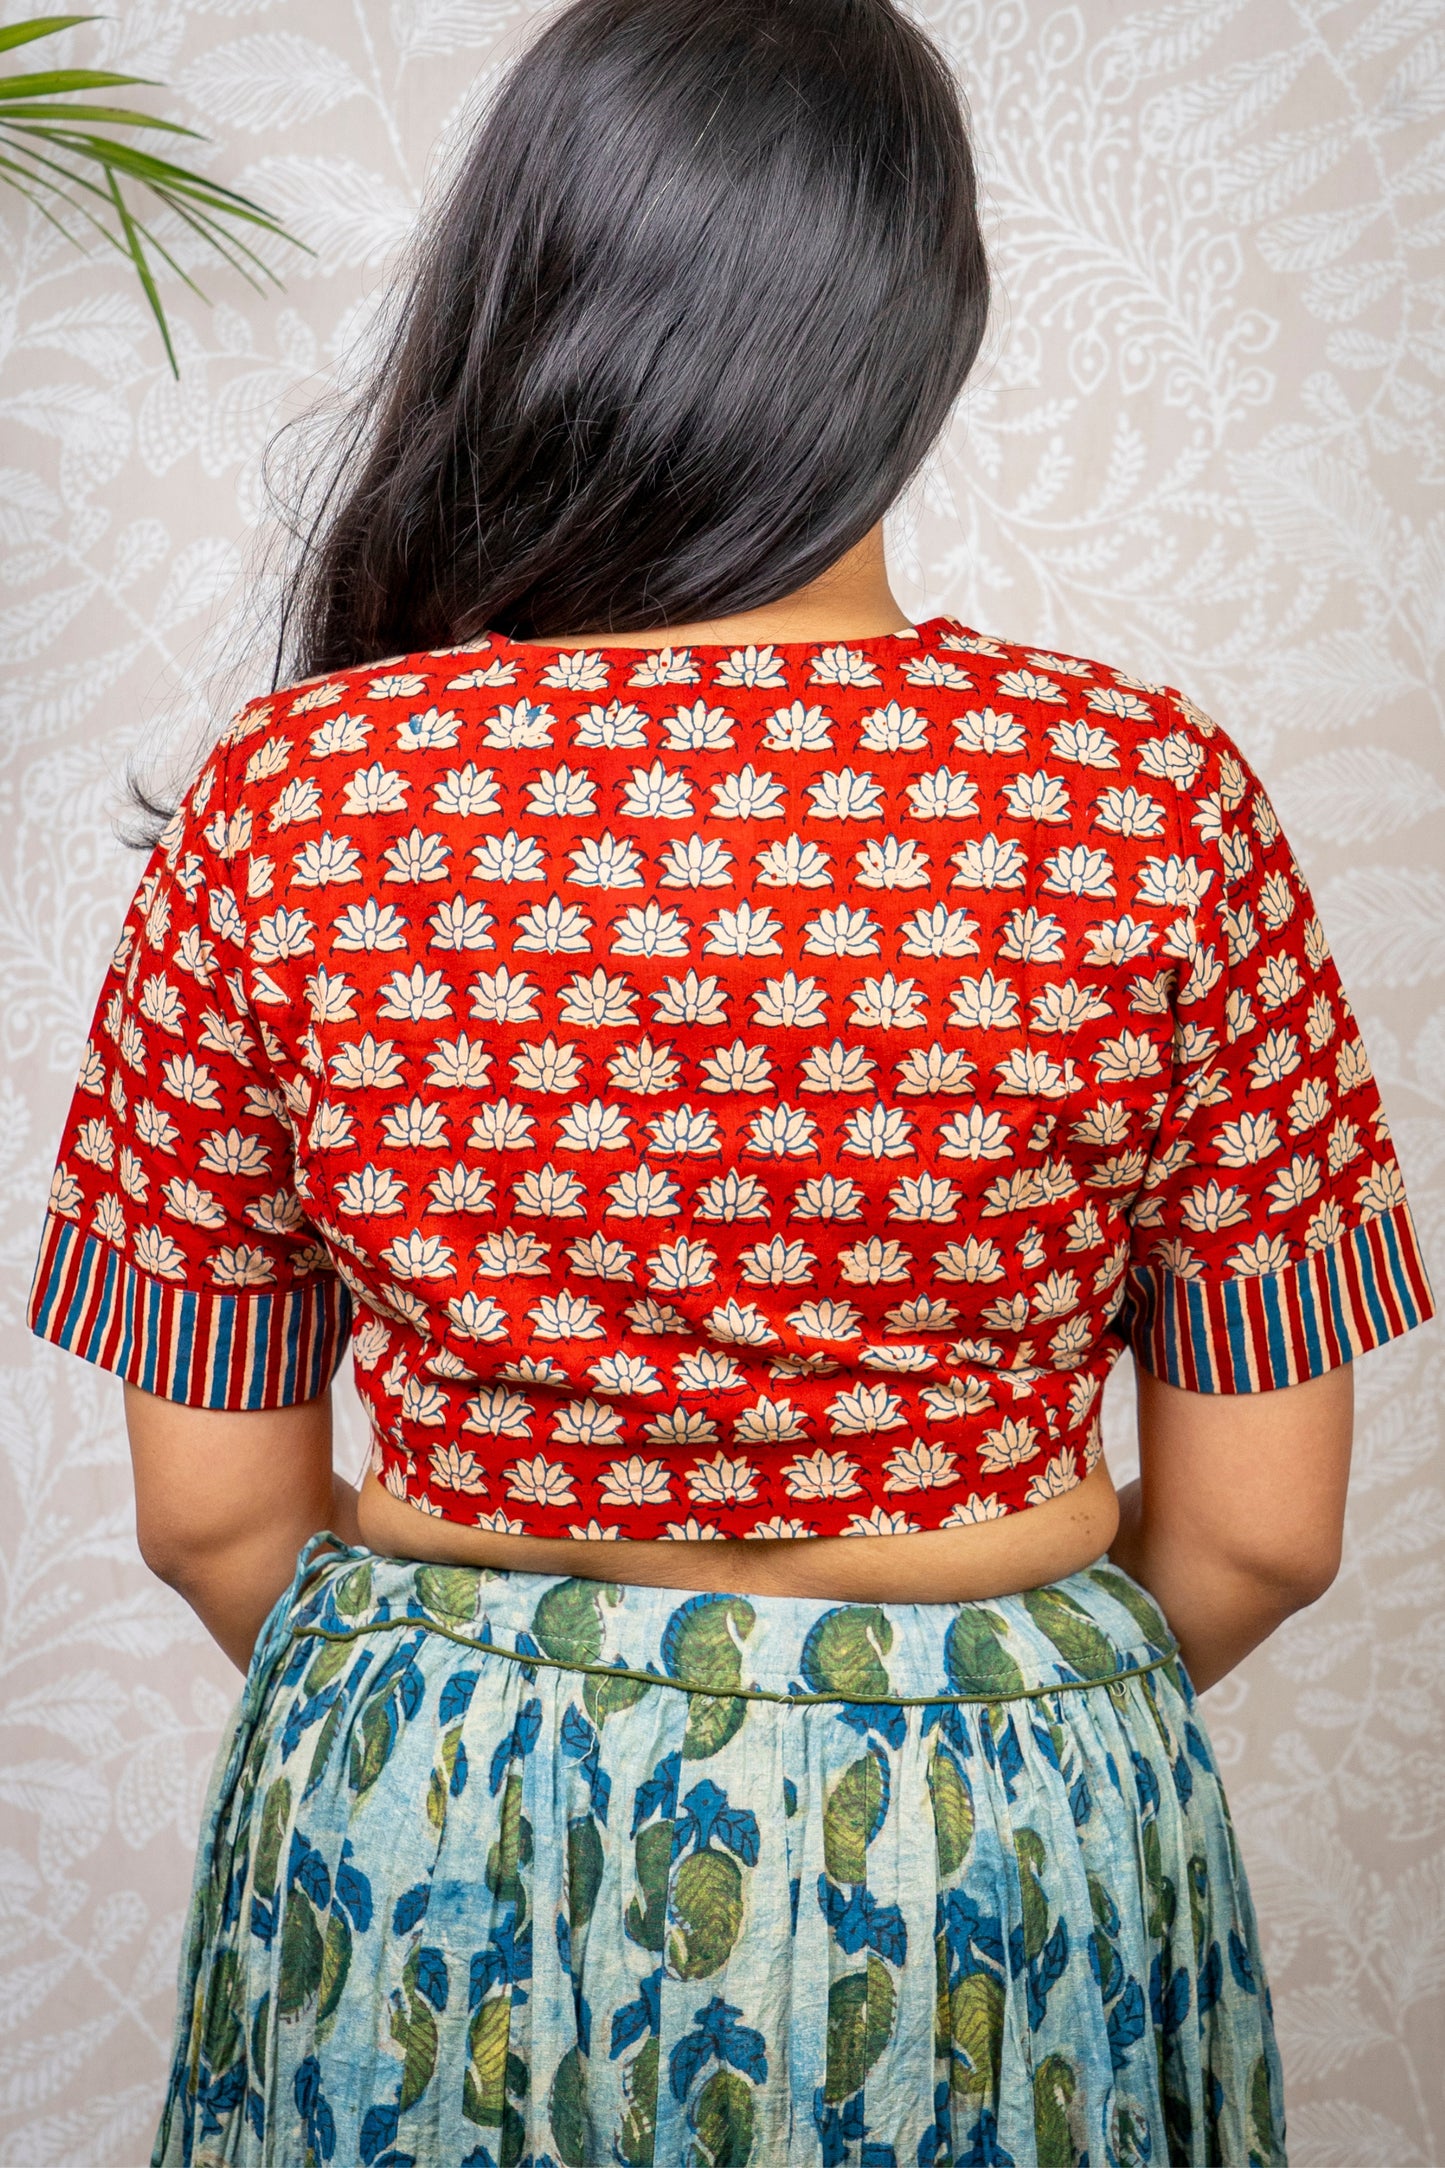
xmin=29 ymin=616 xmax=1435 ymax=1538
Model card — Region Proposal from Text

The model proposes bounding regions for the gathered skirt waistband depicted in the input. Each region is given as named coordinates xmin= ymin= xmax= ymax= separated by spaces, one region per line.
xmin=281 ymin=1537 xmax=1182 ymax=1709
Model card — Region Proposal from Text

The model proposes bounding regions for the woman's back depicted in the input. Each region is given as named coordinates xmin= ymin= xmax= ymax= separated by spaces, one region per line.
xmin=34 ymin=608 xmax=1427 ymax=1595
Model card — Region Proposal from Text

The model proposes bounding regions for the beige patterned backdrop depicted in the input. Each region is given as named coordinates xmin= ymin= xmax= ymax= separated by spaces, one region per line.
xmin=2 ymin=0 xmax=1442 ymax=2160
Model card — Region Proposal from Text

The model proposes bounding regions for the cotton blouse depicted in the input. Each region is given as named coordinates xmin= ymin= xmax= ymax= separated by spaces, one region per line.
xmin=29 ymin=616 xmax=1435 ymax=1539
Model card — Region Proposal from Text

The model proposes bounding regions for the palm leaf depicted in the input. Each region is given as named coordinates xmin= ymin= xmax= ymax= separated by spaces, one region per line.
xmin=0 ymin=14 xmax=309 ymax=374
xmin=0 ymin=17 xmax=94 ymax=55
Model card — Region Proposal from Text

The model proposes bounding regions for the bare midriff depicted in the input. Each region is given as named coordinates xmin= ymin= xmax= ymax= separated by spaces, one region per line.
xmin=355 ymin=1458 xmax=1120 ymax=1603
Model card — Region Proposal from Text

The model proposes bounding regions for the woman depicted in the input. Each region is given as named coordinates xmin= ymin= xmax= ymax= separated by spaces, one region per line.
xmin=29 ymin=0 xmax=1435 ymax=2161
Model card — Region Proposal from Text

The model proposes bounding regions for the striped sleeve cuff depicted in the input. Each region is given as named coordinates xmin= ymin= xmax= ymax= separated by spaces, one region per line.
xmin=1121 ymin=1201 xmax=1436 ymax=1392
xmin=27 ymin=1213 xmax=354 ymax=1409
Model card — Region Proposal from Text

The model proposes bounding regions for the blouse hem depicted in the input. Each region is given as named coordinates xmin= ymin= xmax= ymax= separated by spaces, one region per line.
xmin=27 ymin=1210 xmax=352 ymax=1410
xmin=1122 ymin=1198 xmax=1435 ymax=1392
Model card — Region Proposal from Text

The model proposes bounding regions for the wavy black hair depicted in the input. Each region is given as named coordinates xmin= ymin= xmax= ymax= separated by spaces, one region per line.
xmin=277 ymin=0 xmax=989 ymax=675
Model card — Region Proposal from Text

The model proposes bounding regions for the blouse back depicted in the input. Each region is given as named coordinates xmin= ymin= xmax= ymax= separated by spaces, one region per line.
xmin=29 ymin=616 xmax=1434 ymax=1539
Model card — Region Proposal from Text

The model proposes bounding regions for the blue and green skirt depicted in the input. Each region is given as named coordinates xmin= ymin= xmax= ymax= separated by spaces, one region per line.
xmin=155 ymin=1535 xmax=1287 ymax=2167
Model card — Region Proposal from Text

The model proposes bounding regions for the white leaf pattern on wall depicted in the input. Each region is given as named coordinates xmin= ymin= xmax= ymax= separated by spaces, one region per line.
xmin=1275 ymin=746 xmax=1445 ymax=843
xmin=233 ymin=156 xmax=419 ymax=268
xmin=177 ymin=34 xmax=367 ymax=132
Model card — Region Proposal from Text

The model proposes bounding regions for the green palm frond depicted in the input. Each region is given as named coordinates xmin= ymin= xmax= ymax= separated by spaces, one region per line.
xmin=0 ymin=14 xmax=309 ymax=374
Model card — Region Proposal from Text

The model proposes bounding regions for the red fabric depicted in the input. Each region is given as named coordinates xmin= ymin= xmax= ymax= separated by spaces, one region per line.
xmin=30 ymin=617 xmax=1434 ymax=1537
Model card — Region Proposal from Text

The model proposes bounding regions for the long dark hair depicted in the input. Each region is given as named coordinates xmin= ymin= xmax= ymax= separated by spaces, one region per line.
xmin=280 ymin=0 xmax=989 ymax=675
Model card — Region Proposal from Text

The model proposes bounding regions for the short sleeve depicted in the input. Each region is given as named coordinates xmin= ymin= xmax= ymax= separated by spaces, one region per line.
xmin=27 ymin=734 xmax=352 ymax=1407
xmin=1120 ymin=701 xmax=1436 ymax=1391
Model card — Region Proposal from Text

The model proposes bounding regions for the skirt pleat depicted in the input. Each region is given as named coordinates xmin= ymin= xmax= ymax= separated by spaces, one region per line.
xmin=154 ymin=1536 xmax=1287 ymax=2168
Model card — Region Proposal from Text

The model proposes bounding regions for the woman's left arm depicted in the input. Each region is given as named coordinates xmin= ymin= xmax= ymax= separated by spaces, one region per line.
xmin=125 ymin=1382 xmax=361 ymax=1671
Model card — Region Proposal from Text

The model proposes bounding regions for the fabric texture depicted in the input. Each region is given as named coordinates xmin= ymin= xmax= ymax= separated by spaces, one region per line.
xmin=29 ymin=617 xmax=1434 ymax=1537
xmin=153 ymin=1534 xmax=1287 ymax=2168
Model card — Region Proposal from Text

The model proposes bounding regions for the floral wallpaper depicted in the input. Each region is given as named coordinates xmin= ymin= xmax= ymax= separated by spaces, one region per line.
xmin=0 ymin=0 xmax=1440 ymax=2160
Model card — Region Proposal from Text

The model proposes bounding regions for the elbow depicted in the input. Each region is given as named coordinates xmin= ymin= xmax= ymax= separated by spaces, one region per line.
xmin=135 ymin=1509 xmax=227 ymax=1596
xmin=1222 ymin=1532 xmax=1343 ymax=1614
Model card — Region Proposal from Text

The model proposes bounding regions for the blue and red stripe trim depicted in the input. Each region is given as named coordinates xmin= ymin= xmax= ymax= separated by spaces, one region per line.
xmin=27 ymin=1212 xmax=353 ymax=1409
xmin=1122 ymin=1199 xmax=1436 ymax=1391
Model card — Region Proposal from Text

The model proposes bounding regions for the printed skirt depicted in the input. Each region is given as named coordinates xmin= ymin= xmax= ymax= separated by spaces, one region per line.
xmin=155 ymin=1535 xmax=1287 ymax=2168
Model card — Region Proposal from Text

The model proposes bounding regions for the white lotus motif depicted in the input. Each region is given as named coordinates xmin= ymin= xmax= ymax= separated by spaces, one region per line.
xmin=574 ymin=700 xmax=650 ymax=747
xmin=605 ymin=1162 xmax=682 ymax=1218
xmin=760 ymin=700 xmax=831 ymax=749
xmin=467 ymin=1098 xmax=536 ymax=1151
xmin=611 ymin=902 xmax=691 ymax=957
xmin=525 ymin=765 xmax=597 ymax=818
xmin=528 ymin=1291 xmax=605 ymax=1339
xmin=790 ymin=1175 xmax=866 ymax=1221
xmin=685 ymin=1454 xmax=759 ymax=1504
xmin=433 ymin=764 xmax=502 ymax=817
xmin=841 ymin=1104 xmax=915 ymax=1160
xmin=379 ymin=1098 xmax=448 ymax=1151
xmin=799 ymin=1041 xmax=874 ymax=1094
xmin=1047 ymin=719 xmax=1119 ymax=768
xmin=335 ymin=1166 xmax=407 ymax=1215
xmin=397 ymin=705 xmax=461 ymax=750
xmin=555 ymin=1099 xmax=632 ymax=1152
xmin=1094 ymin=787 xmax=1165 ymax=837
xmin=463 ymin=1387 xmax=535 ymax=1438
xmin=430 ymin=1443 xmax=487 ymax=1494
xmin=782 ymin=1451 xmax=862 ymax=1500
xmin=620 ymin=760 xmax=693 ymax=820
xmin=711 ymin=765 xmax=785 ymax=819
xmin=854 ymin=835 xmax=930 ymax=889
xmin=557 ymin=968 xmax=639 ymax=1029
xmin=697 ymin=1040 xmax=772 ymax=1093
xmin=646 ymin=1104 xmax=721 ymax=1156
xmin=480 ymin=699 xmax=554 ymax=747
xmin=692 ymin=1170 xmax=771 ymax=1222
xmin=511 ymin=1037 xmax=585 ymax=1093
xmin=331 ymin=898 xmax=410 ymax=952
xmin=512 ymin=898 xmax=594 ymax=953
xmin=558 ymin=1396 xmax=628 ymax=1448
xmin=382 ymin=1231 xmax=455 ymax=1281
xmin=802 ymin=906 xmax=880 ymax=957
xmin=472 ymin=1229 xmax=550 ymax=1277
xmin=702 ymin=902 xmax=784 ymax=956
xmin=378 ymin=965 xmax=453 ymax=1022
xmin=653 ymin=972 xmax=728 ymax=1025
xmin=563 ymin=1234 xmax=637 ymax=1281
xmin=661 ymin=700 xmax=735 ymax=748
xmin=470 ymin=830 xmax=546 ymax=883
xmin=659 ymin=835 xmax=733 ymax=889
xmin=806 ymin=767 xmax=883 ymax=821
xmin=887 ymin=1173 xmax=961 ymax=1222
xmin=445 ymin=1290 xmax=509 ymax=1340
xmin=849 ymin=974 xmax=927 ymax=1030
xmin=506 ymin=1457 xmax=577 ymax=1506
xmin=291 ymin=832 xmax=361 ymax=887
xmin=341 ymin=762 xmax=408 ymax=815
xmin=951 ymin=707 xmax=1025 ymax=754
xmin=755 ymin=836 xmax=833 ymax=888
xmin=597 ymin=1455 xmax=673 ymax=1504
xmin=810 ymin=645 xmax=879 ymax=686
xmin=427 ymin=896 xmax=495 ymax=950
xmin=746 ymin=1104 xmax=818 ymax=1157
xmin=608 ymin=1037 xmax=683 ymax=1093
xmin=905 ymin=767 xmax=978 ymax=820
xmin=514 ymin=1162 xmax=588 ymax=1218
xmin=646 ymin=1238 xmax=718 ymax=1291
xmin=753 ymin=972 xmax=828 ymax=1028
xmin=738 ymin=1236 xmax=816 ymax=1287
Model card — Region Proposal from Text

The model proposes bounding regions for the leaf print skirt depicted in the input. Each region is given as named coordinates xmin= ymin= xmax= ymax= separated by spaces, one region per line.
xmin=154 ymin=1534 xmax=1287 ymax=2168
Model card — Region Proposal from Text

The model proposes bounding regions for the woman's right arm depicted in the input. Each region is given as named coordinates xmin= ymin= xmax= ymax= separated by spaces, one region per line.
xmin=1107 ymin=1362 xmax=1353 ymax=1693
